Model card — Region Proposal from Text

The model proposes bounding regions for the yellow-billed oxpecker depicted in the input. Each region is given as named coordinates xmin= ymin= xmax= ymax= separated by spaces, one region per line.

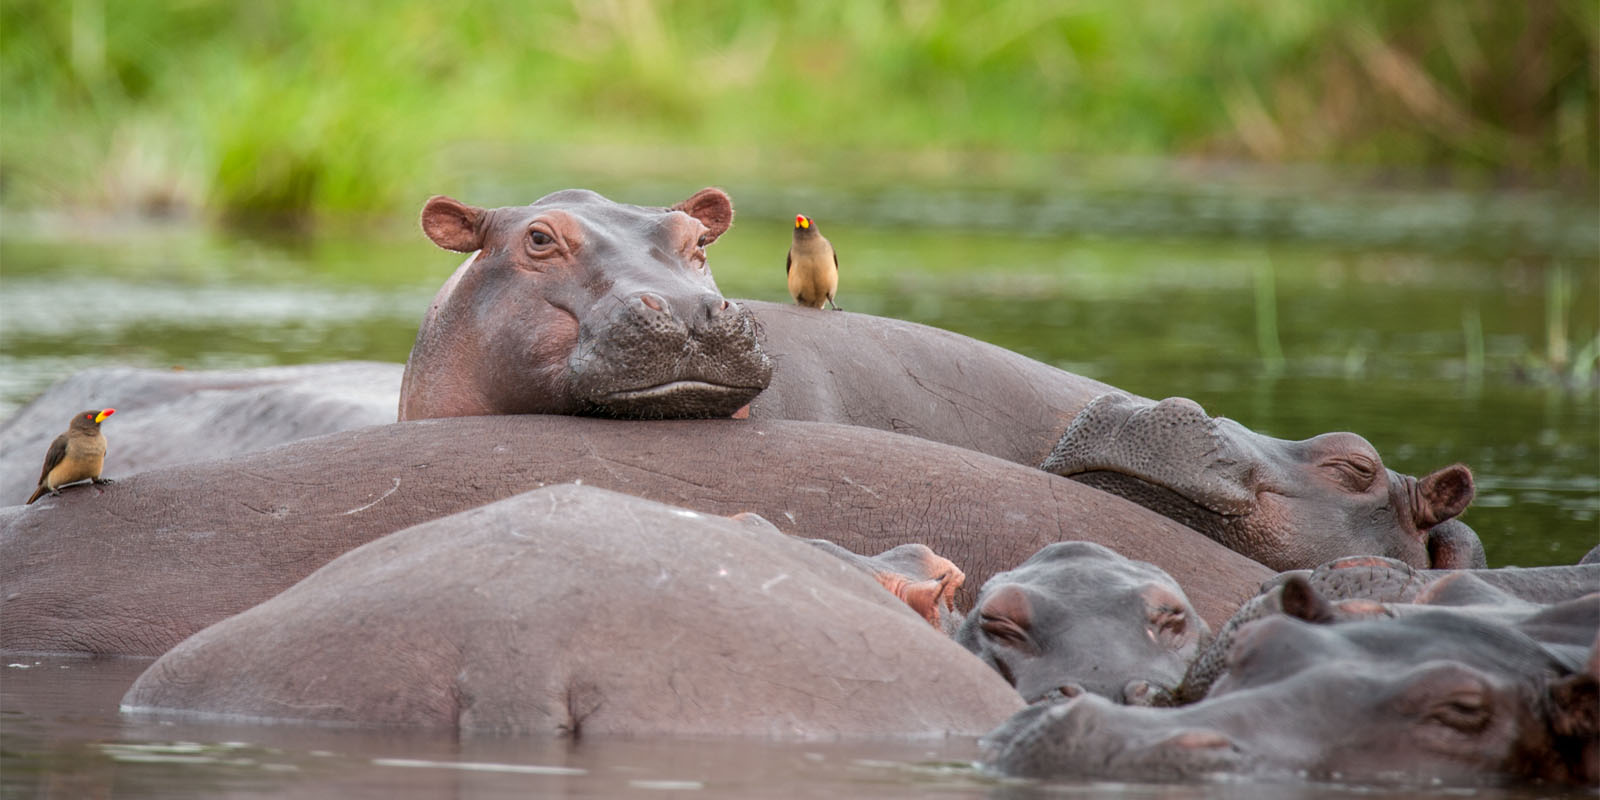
xmin=786 ymin=214 xmax=840 ymax=310
xmin=26 ymin=408 xmax=115 ymax=504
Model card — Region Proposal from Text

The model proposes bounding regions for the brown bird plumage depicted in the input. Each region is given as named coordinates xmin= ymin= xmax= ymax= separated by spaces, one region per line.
xmin=26 ymin=408 xmax=115 ymax=504
xmin=786 ymin=214 xmax=840 ymax=310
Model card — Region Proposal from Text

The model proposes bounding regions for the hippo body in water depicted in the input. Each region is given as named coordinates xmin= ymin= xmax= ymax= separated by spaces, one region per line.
xmin=122 ymin=485 xmax=1024 ymax=737
xmin=0 ymin=416 xmax=1273 ymax=658
xmin=980 ymin=602 xmax=1599 ymax=787
xmin=1041 ymin=393 xmax=1483 ymax=571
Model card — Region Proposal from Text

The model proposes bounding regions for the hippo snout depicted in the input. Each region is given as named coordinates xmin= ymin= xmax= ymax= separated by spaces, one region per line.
xmin=569 ymin=291 xmax=773 ymax=419
xmin=982 ymin=694 xmax=1245 ymax=781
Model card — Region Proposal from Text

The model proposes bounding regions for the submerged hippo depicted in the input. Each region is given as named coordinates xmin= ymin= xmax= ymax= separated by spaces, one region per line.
xmin=123 ymin=485 xmax=1024 ymax=737
xmin=0 ymin=416 xmax=1273 ymax=658
xmin=954 ymin=542 xmax=1209 ymax=706
xmin=1175 ymin=556 xmax=1600 ymax=704
xmin=981 ymin=602 xmax=1599 ymax=786
xmin=1041 ymin=393 xmax=1482 ymax=571
xmin=401 ymin=188 xmax=772 ymax=420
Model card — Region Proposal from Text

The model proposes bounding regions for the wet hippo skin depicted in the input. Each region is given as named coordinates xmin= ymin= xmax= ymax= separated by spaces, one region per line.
xmin=122 ymin=485 xmax=1025 ymax=737
xmin=981 ymin=604 xmax=1599 ymax=786
xmin=0 ymin=416 xmax=1274 ymax=658
xmin=1041 ymin=393 xmax=1483 ymax=571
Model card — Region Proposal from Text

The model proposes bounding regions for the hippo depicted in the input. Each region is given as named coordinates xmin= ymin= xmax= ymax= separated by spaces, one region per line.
xmin=0 ymin=362 xmax=401 ymax=505
xmin=398 ymin=188 xmax=1119 ymax=465
xmin=400 ymin=188 xmax=772 ymax=420
xmin=122 ymin=485 xmax=1024 ymax=737
xmin=1175 ymin=556 xmax=1600 ymax=704
xmin=980 ymin=602 xmax=1600 ymax=786
xmin=803 ymin=538 xmax=965 ymax=634
xmin=0 ymin=416 xmax=1273 ymax=657
xmin=954 ymin=542 xmax=1209 ymax=706
xmin=1040 ymin=393 xmax=1482 ymax=571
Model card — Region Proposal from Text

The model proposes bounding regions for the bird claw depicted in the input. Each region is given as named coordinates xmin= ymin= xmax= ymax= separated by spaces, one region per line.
xmin=93 ymin=477 xmax=115 ymax=485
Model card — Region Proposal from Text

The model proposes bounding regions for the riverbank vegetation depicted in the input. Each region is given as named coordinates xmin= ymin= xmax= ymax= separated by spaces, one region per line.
xmin=2 ymin=0 xmax=1594 ymax=224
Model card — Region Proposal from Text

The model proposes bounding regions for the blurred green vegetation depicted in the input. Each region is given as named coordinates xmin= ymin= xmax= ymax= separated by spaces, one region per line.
xmin=1 ymin=0 xmax=1595 ymax=223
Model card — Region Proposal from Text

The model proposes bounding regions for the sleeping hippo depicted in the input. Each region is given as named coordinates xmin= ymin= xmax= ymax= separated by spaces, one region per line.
xmin=1041 ymin=393 xmax=1483 ymax=571
xmin=981 ymin=600 xmax=1599 ymax=786
xmin=122 ymin=485 xmax=1024 ymax=737
xmin=954 ymin=542 xmax=1209 ymax=706
xmin=1175 ymin=556 xmax=1600 ymax=704
xmin=400 ymin=188 xmax=772 ymax=420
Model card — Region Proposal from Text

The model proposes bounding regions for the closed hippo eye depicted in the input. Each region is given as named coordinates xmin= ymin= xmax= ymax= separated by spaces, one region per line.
xmin=1319 ymin=455 xmax=1378 ymax=493
xmin=980 ymin=615 xmax=1035 ymax=653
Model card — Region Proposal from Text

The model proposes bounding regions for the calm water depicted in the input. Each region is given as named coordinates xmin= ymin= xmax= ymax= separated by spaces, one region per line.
xmin=0 ymin=181 xmax=1596 ymax=796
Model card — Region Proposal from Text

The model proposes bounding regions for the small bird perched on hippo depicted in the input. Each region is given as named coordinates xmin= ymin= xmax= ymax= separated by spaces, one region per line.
xmin=26 ymin=408 xmax=115 ymax=504
xmin=787 ymin=214 xmax=840 ymax=310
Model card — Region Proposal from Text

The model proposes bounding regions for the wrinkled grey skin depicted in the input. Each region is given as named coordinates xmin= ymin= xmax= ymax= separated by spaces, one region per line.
xmin=1 ymin=415 xmax=1273 ymax=657
xmin=0 ymin=363 xmax=400 ymax=506
xmin=981 ymin=605 xmax=1600 ymax=786
xmin=1177 ymin=556 xmax=1600 ymax=704
xmin=400 ymin=188 xmax=772 ymax=421
xmin=1041 ymin=393 xmax=1481 ymax=571
xmin=804 ymin=540 xmax=966 ymax=634
xmin=123 ymin=485 xmax=1024 ymax=737
xmin=954 ymin=542 xmax=1210 ymax=706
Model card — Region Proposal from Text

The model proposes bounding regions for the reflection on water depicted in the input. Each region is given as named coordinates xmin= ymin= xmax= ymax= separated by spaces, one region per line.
xmin=2 ymin=656 xmax=1573 ymax=800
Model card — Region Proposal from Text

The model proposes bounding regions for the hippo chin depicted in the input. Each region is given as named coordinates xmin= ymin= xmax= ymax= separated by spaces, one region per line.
xmin=1040 ymin=393 xmax=1481 ymax=571
xmin=400 ymin=187 xmax=773 ymax=421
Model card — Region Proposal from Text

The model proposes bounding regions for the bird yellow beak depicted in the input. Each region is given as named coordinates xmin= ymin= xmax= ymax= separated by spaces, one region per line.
xmin=794 ymin=214 xmax=810 ymax=230
xmin=95 ymin=408 xmax=115 ymax=423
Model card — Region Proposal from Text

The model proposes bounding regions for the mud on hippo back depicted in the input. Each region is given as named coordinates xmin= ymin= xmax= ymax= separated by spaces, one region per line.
xmin=1041 ymin=393 xmax=1483 ymax=571
xmin=400 ymin=188 xmax=772 ymax=420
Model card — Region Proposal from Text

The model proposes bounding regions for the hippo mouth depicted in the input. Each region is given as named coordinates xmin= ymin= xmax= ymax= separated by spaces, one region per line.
xmin=591 ymin=379 xmax=765 ymax=419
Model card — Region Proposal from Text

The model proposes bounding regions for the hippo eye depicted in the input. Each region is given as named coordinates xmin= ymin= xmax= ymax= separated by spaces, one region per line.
xmin=1321 ymin=456 xmax=1377 ymax=492
xmin=1429 ymin=691 xmax=1491 ymax=732
xmin=697 ymin=234 xmax=712 ymax=248
xmin=529 ymin=230 xmax=554 ymax=247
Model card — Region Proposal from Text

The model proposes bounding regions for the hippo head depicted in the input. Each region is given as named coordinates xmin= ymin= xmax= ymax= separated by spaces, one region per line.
xmin=399 ymin=188 xmax=773 ymax=421
xmin=982 ymin=606 xmax=1600 ymax=786
xmin=1040 ymin=393 xmax=1480 ymax=572
xmin=954 ymin=542 xmax=1210 ymax=705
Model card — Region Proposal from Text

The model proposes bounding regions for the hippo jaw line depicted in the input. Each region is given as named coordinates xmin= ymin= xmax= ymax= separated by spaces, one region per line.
xmin=587 ymin=379 xmax=767 ymax=419
xmin=604 ymin=379 xmax=763 ymax=402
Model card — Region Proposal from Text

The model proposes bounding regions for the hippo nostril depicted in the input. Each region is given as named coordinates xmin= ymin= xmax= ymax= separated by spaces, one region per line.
xmin=639 ymin=294 xmax=665 ymax=313
xmin=719 ymin=299 xmax=729 ymax=312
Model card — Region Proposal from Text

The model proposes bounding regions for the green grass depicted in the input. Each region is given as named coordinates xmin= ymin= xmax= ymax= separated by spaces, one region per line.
xmin=1 ymin=0 xmax=1595 ymax=222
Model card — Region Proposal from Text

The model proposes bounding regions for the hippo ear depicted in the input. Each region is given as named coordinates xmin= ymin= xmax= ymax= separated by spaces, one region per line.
xmin=1278 ymin=575 xmax=1337 ymax=623
xmin=1415 ymin=464 xmax=1474 ymax=530
xmin=1547 ymin=637 xmax=1599 ymax=781
xmin=673 ymin=187 xmax=734 ymax=244
xmin=421 ymin=195 xmax=487 ymax=253
xmin=978 ymin=585 xmax=1037 ymax=653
